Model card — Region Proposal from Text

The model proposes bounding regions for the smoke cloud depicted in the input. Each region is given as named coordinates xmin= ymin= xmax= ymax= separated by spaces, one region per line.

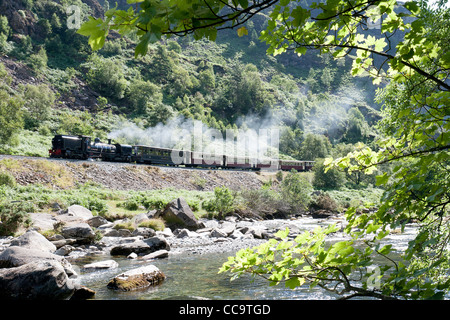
xmin=108 ymin=115 xmax=279 ymax=161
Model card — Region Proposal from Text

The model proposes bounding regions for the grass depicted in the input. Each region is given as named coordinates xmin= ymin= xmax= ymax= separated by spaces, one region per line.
xmin=138 ymin=218 xmax=166 ymax=231
xmin=327 ymin=186 xmax=384 ymax=210
xmin=0 ymin=182 xmax=215 ymax=224
xmin=105 ymin=199 xmax=147 ymax=220
xmin=0 ymin=130 xmax=51 ymax=157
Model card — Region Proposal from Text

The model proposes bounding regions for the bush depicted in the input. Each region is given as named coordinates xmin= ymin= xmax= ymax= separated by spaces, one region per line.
xmin=204 ymin=187 xmax=236 ymax=219
xmin=312 ymin=158 xmax=346 ymax=190
xmin=0 ymin=171 xmax=16 ymax=187
xmin=0 ymin=201 xmax=32 ymax=236
xmin=310 ymin=192 xmax=339 ymax=212
xmin=85 ymin=54 xmax=127 ymax=100
xmin=237 ymin=187 xmax=287 ymax=218
xmin=139 ymin=218 xmax=165 ymax=231
xmin=280 ymin=169 xmax=313 ymax=213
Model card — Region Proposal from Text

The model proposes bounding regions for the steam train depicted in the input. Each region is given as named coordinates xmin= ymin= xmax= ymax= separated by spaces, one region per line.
xmin=49 ymin=134 xmax=314 ymax=171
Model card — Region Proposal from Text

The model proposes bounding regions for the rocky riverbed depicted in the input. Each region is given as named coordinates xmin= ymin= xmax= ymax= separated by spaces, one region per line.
xmin=0 ymin=198 xmax=348 ymax=299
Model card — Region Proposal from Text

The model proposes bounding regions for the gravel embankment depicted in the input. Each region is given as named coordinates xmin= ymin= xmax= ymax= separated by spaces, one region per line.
xmin=0 ymin=154 xmax=271 ymax=191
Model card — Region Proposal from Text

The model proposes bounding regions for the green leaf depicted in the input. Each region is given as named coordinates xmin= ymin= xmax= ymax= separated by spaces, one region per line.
xmin=285 ymin=276 xmax=304 ymax=289
xmin=135 ymin=32 xmax=152 ymax=57
xmin=77 ymin=17 xmax=109 ymax=51
xmin=376 ymin=172 xmax=389 ymax=186
xmin=237 ymin=26 xmax=248 ymax=37
xmin=275 ymin=227 xmax=290 ymax=239
xmin=238 ymin=0 xmax=249 ymax=8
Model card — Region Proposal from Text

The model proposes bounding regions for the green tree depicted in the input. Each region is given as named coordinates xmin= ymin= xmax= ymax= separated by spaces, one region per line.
xmin=85 ymin=54 xmax=127 ymax=100
xmin=312 ymin=158 xmax=346 ymax=190
xmin=279 ymin=126 xmax=303 ymax=158
xmin=127 ymin=79 xmax=163 ymax=115
xmin=0 ymin=89 xmax=24 ymax=146
xmin=0 ymin=15 xmax=11 ymax=38
xmin=0 ymin=15 xmax=10 ymax=52
xmin=280 ymin=169 xmax=313 ymax=213
xmin=299 ymin=133 xmax=332 ymax=160
xmin=27 ymin=47 xmax=48 ymax=74
xmin=320 ymin=67 xmax=334 ymax=91
xmin=22 ymin=84 xmax=55 ymax=129
xmin=344 ymin=107 xmax=370 ymax=143
xmin=198 ymin=67 xmax=216 ymax=93
xmin=145 ymin=103 xmax=175 ymax=126
xmin=205 ymin=186 xmax=236 ymax=219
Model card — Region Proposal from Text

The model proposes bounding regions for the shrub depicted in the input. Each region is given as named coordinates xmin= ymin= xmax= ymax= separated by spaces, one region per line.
xmin=280 ymin=169 xmax=313 ymax=213
xmin=0 ymin=171 xmax=16 ymax=187
xmin=310 ymin=192 xmax=339 ymax=212
xmin=0 ymin=201 xmax=32 ymax=236
xmin=121 ymin=198 xmax=140 ymax=211
xmin=312 ymin=158 xmax=346 ymax=190
xmin=139 ymin=218 xmax=165 ymax=231
xmin=113 ymin=221 xmax=135 ymax=232
xmin=204 ymin=187 xmax=236 ymax=219
xmin=237 ymin=188 xmax=287 ymax=218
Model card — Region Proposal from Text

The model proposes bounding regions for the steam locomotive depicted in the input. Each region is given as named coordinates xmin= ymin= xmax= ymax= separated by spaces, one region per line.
xmin=49 ymin=134 xmax=314 ymax=171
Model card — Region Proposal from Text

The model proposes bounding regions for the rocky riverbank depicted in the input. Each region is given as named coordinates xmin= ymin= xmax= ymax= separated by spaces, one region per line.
xmin=0 ymin=198 xmax=346 ymax=299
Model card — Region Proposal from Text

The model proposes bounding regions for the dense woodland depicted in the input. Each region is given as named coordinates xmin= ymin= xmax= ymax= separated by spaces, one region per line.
xmin=0 ymin=0 xmax=382 ymax=175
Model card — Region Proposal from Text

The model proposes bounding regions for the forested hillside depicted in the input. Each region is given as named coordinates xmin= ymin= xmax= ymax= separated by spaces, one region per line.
xmin=0 ymin=0 xmax=382 ymax=167
xmin=0 ymin=0 xmax=449 ymax=300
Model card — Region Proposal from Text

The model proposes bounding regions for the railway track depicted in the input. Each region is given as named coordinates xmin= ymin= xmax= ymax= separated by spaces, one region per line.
xmin=0 ymin=153 xmax=276 ymax=174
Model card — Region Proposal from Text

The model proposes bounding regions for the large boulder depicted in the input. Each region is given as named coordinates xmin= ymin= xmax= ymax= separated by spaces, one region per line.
xmin=61 ymin=223 xmax=96 ymax=245
xmin=158 ymin=198 xmax=204 ymax=230
xmin=87 ymin=216 xmax=109 ymax=228
xmin=218 ymin=221 xmax=236 ymax=236
xmin=10 ymin=230 xmax=56 ymax=253
xmin=28 ymin=212 xmax=58 ymax=233
xmin=107 ymin=265 xmax=165 ymax=291
xmin=210 ymin=228 xmax=228 ymax=238
xmin=0 ymin=260 xmax=76 ymax=299
xmin=141 ymin=249 xmax=169 ymax=260
xmin=66 ymin=205 xmax=94 ymax=221
xmin=109 ymin=241 xmax=150 ymax=256
xmin=109 ymin=236 xmax=169 ymax=256
xmin=0 ymin=247 xmax=77 ymax=277
xmin=82 ymin=260 xmax=119 ymax=271
xmin=132 ymin=227 xmax=156 ymax=239
xmin=131 ymin=212 xmax=151 ymax=225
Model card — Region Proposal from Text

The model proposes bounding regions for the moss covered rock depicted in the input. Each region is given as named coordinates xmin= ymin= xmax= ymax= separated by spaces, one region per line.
xmin=107 ymin=265 xmax=165 ymax=291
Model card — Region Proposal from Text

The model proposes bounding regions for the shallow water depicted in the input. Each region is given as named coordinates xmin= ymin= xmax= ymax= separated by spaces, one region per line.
xmin=72 ymin=222 xmax=420 ymax=300
xmin=73 ymin=250 xmax=339 ymax=300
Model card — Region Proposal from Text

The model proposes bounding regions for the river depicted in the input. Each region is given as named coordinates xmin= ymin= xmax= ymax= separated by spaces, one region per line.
xmin=71 ymin=218 xmax=420 ymax=300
